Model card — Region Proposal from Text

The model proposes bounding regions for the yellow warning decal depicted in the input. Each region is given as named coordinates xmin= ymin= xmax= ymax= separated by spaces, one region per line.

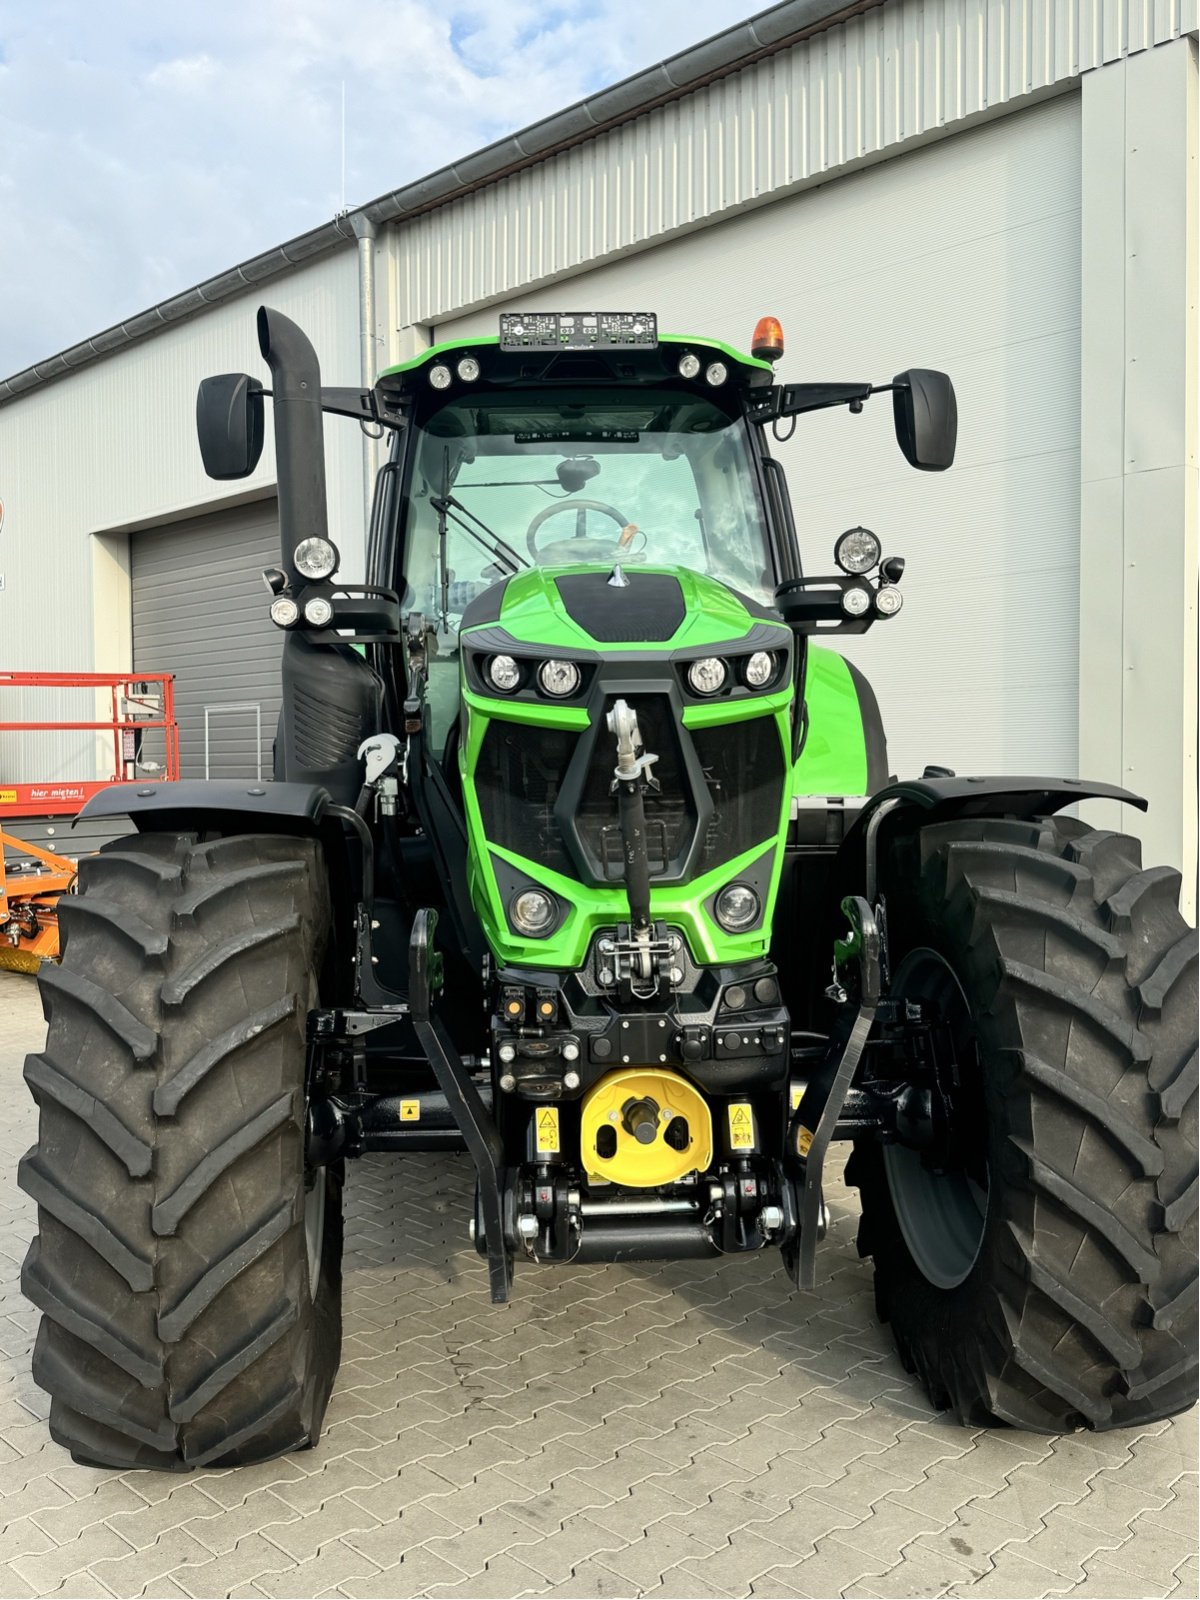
xmin=791 ymin=1086 xmax=803 ymax=1111
xmin=727 ymin=1103 xmax=755 ymax=1150
xmin=0 ymin=790 xmax=16 ymax=804
xmin=399 ymin=1100 xmax=421 ymax=1122
xmin=536 ymin=1106 xmax=560 ymax=1154
xmin=796 ymin=1125 xmax=814 ymax=1158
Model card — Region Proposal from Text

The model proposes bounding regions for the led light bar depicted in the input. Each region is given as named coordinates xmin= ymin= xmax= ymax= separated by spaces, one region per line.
xmin=499 ymin=311 xmax=658 ymax=351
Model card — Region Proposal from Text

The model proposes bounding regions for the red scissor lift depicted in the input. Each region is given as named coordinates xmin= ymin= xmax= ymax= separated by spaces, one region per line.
xmin=0 ymin=671 xmax=180 ymax=970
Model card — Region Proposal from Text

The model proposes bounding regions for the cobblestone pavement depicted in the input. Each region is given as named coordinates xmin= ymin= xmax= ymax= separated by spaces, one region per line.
xmin=0 ymin=971 xmax=1196 ymax=1600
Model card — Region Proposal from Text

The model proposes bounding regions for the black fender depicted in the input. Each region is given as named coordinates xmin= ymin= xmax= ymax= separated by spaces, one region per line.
xmin=79 ymin=779 xmax=357 ymax=995
xmin=831 ymin=774 xmax=1147 ymax=906
xmin=80 ymin=777 xmax=332 ymax=837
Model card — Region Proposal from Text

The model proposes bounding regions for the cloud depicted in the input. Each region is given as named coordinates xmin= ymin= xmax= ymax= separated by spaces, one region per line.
xmin=0 ymin=0 xmax=757 ymax=376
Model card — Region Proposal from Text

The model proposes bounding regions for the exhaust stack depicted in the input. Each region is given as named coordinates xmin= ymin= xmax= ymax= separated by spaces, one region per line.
xmin=257 ymin=306 xmax=331 ymax=580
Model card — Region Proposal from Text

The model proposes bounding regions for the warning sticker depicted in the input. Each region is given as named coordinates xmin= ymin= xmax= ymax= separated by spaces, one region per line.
xmin=399 ymin=1100 xmax=421 ymax=1122
xmin=796 ymin=1125 xmax=814 ymax=1158
xmin=535 ymin=1107 xmax=560 ymax=1155
xmin=791 ymin=1086 xmax=803 ymax=1111
xmin=727 ymin=1103 xmax=755 ymax=1151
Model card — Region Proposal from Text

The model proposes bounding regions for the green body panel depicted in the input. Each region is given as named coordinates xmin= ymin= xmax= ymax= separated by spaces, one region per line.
xmin=793 ymin=646 xmax=872 ymax=797
xmin=457 ymin=564 xmax=796 ymax=969
xmin=494 ymin=565 xmax=775 ymax=653
xmin=456 ymin=583 xmax=874 ymax=968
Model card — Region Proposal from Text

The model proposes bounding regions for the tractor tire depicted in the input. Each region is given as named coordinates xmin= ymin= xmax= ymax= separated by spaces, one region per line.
xmin=19 ymin=830 xmax=342 ymax=1469
xmin=848 ymin=815 xmax=1197 ymax=1432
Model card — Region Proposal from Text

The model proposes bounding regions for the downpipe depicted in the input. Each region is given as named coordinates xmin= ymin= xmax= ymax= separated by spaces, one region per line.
xmin=256 ymin=306 xmax=332 ymax=583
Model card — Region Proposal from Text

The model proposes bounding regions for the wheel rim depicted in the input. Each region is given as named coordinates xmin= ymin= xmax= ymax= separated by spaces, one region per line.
xmin=304 ymin=1174 xmax=326 ymax=1298
xmin=883 ymin=946 xmax=988 ymax=1290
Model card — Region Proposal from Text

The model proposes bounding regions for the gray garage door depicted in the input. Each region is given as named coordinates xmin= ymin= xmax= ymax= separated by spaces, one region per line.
xmin=131 ymin=501 xmax=282 ymax=781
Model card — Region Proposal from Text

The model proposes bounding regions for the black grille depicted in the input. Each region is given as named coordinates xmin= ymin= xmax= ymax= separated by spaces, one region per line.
xmin=576 ymin=696 xmax=695 ymax=879
xmin=693 ymin=717 xmax=786 ymax=872
xmin=474 ymin=721 xmax=578 ymax=876
xmin=554 ymin=573 xmax=685 ymax=643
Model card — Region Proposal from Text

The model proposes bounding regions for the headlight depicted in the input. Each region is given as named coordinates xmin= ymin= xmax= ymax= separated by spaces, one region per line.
xmin=705 ymin=361 xmax=728 ymax=386
xmin=269 ymin=596 xmax=299 ymax=628
xmin=293 ymin=537 xmax=338 ymax=580
xmin=677 ymin=352 xmax=701 ymax=379
xmin=457 ymin=356 xmax=481 ymax=382
xmin=429 ymin=363 xmax=452 ymax=390
xmin=510 ymin=888 xmax=557 ymax=936
xmin=834 ymin=526 xmax=882 ymax=574
xmin=487 ymin=654 xmax=521 ymax=692
xmin=303 ymin=596 xmax=334 ymax=627
xmin=875 ymin=586 xmax=903 ymax=616
xmin=743 ymin=650 xmax=776 ymax=689
xmin=841 ymin=586 xmax=871 ymax=616
xmin=538 ymin=659 xmax=581 ymax=698
xmin=687 ymin=657 xmax=727 ymax=695
xmin=715 ymin=883 xmax=761 ymax=932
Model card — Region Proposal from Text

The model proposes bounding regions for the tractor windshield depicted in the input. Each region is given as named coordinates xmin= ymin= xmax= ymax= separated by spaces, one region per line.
xmin=399 ymin=387 xmax=773 ymax=626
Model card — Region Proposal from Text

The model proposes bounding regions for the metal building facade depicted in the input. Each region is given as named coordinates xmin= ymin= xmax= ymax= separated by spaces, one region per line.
xmin=0 ymin=0 xmax=1194 ymax=900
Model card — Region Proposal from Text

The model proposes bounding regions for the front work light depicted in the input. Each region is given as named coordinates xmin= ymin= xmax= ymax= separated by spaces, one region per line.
xmin=834 ymin=526 xmax=882 ymax=575
xmin=293 ymin=537 xmax=339 ymax=581
xmin=677 ymin=352 xmax=701 ymax=379
xmin=510 ymin=888 xmax=557 ymax=936
xmin=457 ymin=357 xmax=481 ymax=382
xmin=270 ymin=596 xmax=300 ymax=628
xmin=303 ymin=597 xmax=334 ymax=627
xmin=743 ymin=651 xmax=775 ymax=689
xmin=841 ymin=587 xmax=871 ymax=617
xmin=429 ymin=363 xmax=452 ymax=389
xmin=705 ymin=361 xmax=728 ymax=387
xmin=487 ymin=655 xmax=521 ymax=692
xmin=538 ymin=659 xmax=581 ymax=698
xmin=716 ymin=883 xmax=761 ymax=932
xmin=687 ymin=657 xmax=728 ymax=695
xmin=875 ymin=586 xmax=904 ymax=616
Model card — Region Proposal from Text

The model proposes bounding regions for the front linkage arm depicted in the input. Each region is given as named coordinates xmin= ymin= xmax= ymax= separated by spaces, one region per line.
xmin=409 ymin=908 xmax=513 ymax=1303
xmin=787 ymin=895 xmax=882 ymax=1290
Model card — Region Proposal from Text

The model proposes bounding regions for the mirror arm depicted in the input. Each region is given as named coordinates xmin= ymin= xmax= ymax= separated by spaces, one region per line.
xmin=750 ymin=380 xmax=901 ymax=423
xmin=318 ymin=386 xmax=403 ymax=430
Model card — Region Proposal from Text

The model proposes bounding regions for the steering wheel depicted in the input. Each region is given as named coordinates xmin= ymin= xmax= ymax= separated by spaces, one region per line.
xmin=526 ymin=497 xmax=636 ymax=561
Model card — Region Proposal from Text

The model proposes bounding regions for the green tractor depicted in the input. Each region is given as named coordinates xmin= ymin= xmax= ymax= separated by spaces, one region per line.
xmin=21 ymin=309 xmax=1197 ymax=1470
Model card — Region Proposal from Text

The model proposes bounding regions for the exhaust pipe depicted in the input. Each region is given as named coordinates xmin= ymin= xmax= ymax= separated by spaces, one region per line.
xmin=257 ymin=306 xmax=331 ymax=581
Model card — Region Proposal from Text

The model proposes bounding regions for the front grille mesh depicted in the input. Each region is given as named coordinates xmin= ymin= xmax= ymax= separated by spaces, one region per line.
xmin=471 ymin=702 xmax=785 ymax=885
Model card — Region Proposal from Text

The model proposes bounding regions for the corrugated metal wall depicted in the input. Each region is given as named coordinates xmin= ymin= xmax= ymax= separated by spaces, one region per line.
xmin=131 ymin=502 xmax=282 ymax=781
xmin=436 ymin=97 xmax=1084 ymax=787
xmin=0 ymin=249 xmax=360 ymax=782
xmin=392 ymin=0 xmax=1194 ymax=330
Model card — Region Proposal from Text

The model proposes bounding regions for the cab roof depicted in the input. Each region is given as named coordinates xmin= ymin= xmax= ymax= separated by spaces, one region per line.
xmin=376 ymin=330 xmax=774 ymax=405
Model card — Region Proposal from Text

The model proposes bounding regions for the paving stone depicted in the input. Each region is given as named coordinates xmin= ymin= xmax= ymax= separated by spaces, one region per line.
xmin=1067 ymin=1554 xmax=1177 ymax=1597
xmin=87 ymin=1527 xmax=215 ymax=1595
xmin=1008 ymin=1505 xmax=1129 ymax=1582
xmin=1095 ymin=1519 xmax=1200 ymax=1589
xmin=0 ymin=975 xmax=1194 ymax=1600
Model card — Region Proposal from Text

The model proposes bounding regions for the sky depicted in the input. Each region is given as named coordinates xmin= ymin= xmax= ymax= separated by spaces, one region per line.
xmin=0 ymin=0 xmax=760 ymax=378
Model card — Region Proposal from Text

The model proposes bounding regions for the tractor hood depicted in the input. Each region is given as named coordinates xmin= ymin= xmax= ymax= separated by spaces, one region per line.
xmin=456 ymin=562 xmax=796 ymax=970
xmin=461 ymin=564 xmax=785 ymax=656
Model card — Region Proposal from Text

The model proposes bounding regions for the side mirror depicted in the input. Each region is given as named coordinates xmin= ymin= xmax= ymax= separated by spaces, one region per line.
xmin=892 ymin=369 xmax=956 ymax=471
xmin=196 ymin=373 xmax=265 ymax=479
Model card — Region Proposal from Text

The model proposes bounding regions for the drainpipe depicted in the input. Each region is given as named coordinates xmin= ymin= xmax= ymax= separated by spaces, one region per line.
xmin=351 ymin=212 xmax=379 ymax=533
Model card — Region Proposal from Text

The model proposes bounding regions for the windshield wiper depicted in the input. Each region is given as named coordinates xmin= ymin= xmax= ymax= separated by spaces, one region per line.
xmin=430 ymin=494 xmax=526 ymax=577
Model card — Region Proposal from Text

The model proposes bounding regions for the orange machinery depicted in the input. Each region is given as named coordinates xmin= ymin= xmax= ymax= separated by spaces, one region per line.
xmin=0 ymin=671 xmax=179 ymax=971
